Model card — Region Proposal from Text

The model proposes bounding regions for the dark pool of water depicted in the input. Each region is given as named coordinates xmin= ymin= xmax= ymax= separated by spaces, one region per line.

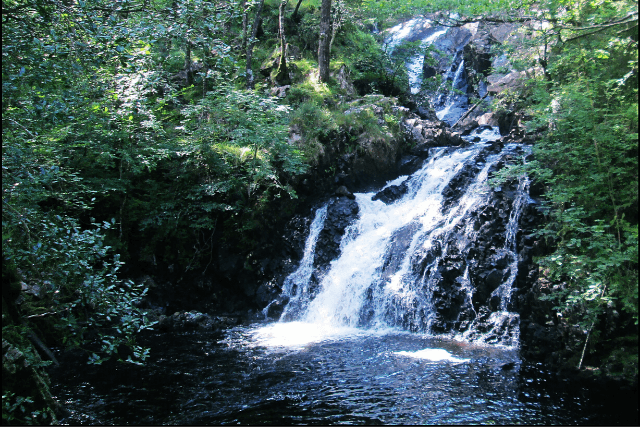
xmin=49 ymin=325 xmax=637 ymax=425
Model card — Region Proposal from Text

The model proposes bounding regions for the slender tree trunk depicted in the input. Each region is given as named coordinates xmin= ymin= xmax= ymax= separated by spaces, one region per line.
xmin=279 ymin=0 xmax=288 ymax=55
xmin=274 ymin=0 xmax=289 ymax=84
xmin=184 ymin=41 xmax=193 ymax=86
xmin=291 ymin=0 xmax=303 ymax=21
xmin=183 ymin=14 xmax=194 ymax=87
xmin=241 ymin=0 xmax=248 ymax=51
xmin=328 ymin=0 xmax=342 ymax=56
xmin=245 ymin=0 xmax=265 ymax=89
xmin=317 ymin=0 xmax=331 ymax=82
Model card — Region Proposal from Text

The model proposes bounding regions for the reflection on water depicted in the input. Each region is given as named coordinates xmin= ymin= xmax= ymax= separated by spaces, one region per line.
xmin=50 ymin=326 xmax=637 ymax=425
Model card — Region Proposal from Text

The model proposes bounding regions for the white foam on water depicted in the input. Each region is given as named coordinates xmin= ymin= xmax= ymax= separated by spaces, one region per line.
xmin=250 ymin=321 xmax=394 ymax=349
xmin=394 ymin=348 xmax=469 ymax=363
xmin=462 ymin=126 xmax=502 ymax=143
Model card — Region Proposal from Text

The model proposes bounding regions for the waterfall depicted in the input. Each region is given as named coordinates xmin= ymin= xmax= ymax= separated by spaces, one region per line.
xmin=385 ymin=17 xmax=471 ymax=124
xmin=385 ymin=19 xmax=422 ymax=51
xmin=261 ymin=19 xmax=531 ymax=349
xmin=276 ymin=205 xmax=328 ymax=321
xmin=301 ymin=147 xmax=479 ymax=328
xmin=407 ymin=29 xmax=447 ymax=93
xmin=271 ymin=139 xmax=530 ymax=348
xmin=385 ymin=17 xmax=447 ymax=94
xmin=452 ymin=59 xmax=467 ymax=90
xmin=436 ymin=58 xmax=469 ymax=124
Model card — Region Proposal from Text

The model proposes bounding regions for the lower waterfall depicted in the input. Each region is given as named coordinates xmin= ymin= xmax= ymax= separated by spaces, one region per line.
xmin=260 ymin=133 xmax=531 ymax=349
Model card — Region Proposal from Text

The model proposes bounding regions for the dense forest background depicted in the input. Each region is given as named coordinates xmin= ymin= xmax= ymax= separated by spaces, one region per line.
xmin=2 ymin=0 xmax=637 ymax=423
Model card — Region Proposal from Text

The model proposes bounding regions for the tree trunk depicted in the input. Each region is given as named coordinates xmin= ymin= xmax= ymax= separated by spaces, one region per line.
xmin=184 ymin=41 xmax=193 ymax=86
xmin=245 ymin=0 xmax=265 ymax=89
xmin=317 ymin=0 xmax=331 ymax=82
xmin=273 ymin=0 xmax=290 ymax=85
xmin=241 ymin=0 xmax=248 ymax=51
xmin=328 ymin=0 xmax=343 ymax=56
xmin=291 ymin=0 xmax=303 ymax=21
xmin=183 ymin=14 xmax=194 ymax=87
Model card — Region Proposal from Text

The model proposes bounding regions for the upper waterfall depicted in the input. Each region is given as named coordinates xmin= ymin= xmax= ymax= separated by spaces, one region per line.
xmin=385 ymin=16 xmax=476 ymax=125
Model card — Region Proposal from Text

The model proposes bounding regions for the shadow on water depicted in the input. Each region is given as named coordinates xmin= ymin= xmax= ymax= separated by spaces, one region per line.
xmin=50 ymin=327 xmax=638 ymax=425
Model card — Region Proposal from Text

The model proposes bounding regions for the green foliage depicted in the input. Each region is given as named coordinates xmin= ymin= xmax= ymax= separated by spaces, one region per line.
xmin=164 ymin=82 xmax=307 ymax=238
xmin=2 ymin=391 xmax=50 ymax=425
xmin=2 ymin=210 xmax=155 ymax=365
xmin=351 ymin=37 xmax=417 ymax=97
xmin=336 ymin=99 xmax=397 ymax=144
xmin=531 ymin=79 xmax=638 ymax=324
xmin=520 ymin=18 xmax=639 ymax=334
xmin=431 ymin=0 xmax=640 ymax=373
xmin=289 ymin=100 xmax=338 ymax=163
xmin=3 ymin=0 xmax=312 ymax=268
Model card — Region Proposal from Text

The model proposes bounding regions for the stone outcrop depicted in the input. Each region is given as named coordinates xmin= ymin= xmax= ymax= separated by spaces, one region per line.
xmin=155 ymin=311 xmax=239 ymax=332
xmin=401 ymin=116 xmax=467 ymax=149
xmin=372 ymin=181 xmax=409 ymax=204
xmin=314 ymin=197 xmax=360 ymax=269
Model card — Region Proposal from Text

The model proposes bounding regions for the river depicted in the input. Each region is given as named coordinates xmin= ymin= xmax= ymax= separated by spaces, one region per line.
xmin=50 ymin=326 xmax=636 ymax=425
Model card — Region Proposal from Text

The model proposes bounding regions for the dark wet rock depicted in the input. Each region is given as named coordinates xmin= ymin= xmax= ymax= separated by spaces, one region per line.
xmin=350 ymin=133 xmax=403 ymax=189
xmin=335 ymin=185 xmax=356 ymax=199
xmin=314 ymin=197 xmax=359 ymax=268
xmin=255 ymin=281 xmax=281 ymax=307
xmin=440 ymin=148 xmax=489 ymax=211
xmin=372 ymin=181 xmax=409 ymax=204
xmin=426 ymin=27 xmax=473 ymax=73
xmin=381 ymin=222 xmax=422 ymax=280
xmin=423 ymin=65 xmax=437 ymax=79
xmin=264 ymin=295 xmax=290 ymax=319
xmin=156 ymin=311 xmax=239 ymax=332
xmin=398 ymin=154 xmax=424 ymax=175
xmin=440 ymin=162 xmax=479 ymax=209
xmin=464 ymin=42 xmax=493 ymax=76
xmin=402 ymin=115 xmax=468 ymax=149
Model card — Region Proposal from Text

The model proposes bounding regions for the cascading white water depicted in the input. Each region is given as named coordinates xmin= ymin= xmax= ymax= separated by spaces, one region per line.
xmin=452 ymin=59 xmax=467 ymax=90
xmin=436 ymin=58 xmax=469 ymax=124
xmin=301 ymin=147 xmax=479 ymax=328
xmin=496 ymin=167 xmax=531 ymax=312
xmin=261 ymin=134 xmax=530 ymax=349
xmin=407 ymin=29 xmax=447 ymax=93
xmin=385 ymin=18 xmax=422 ymax=50
xmin=276 ymin=205 xmax=328 ymax=321
xmin=408 ymin=149 xmax=505 ymax=331
xmin=385 ymin=17 xmax=447 ymax=94
xmin=456 ymin=147 xmax=531 ymax=346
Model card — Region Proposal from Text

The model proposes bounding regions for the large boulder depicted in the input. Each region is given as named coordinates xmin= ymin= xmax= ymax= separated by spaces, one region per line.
xmin=372 ymin=181 xmax=409 ymax=204
xmin=332 ymin=64 xmax=356 ymax=96
xmin=401 ymin=116 xmax=468 ymax=149
xmin=428 ymin=27 xmax=473 ymax=72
